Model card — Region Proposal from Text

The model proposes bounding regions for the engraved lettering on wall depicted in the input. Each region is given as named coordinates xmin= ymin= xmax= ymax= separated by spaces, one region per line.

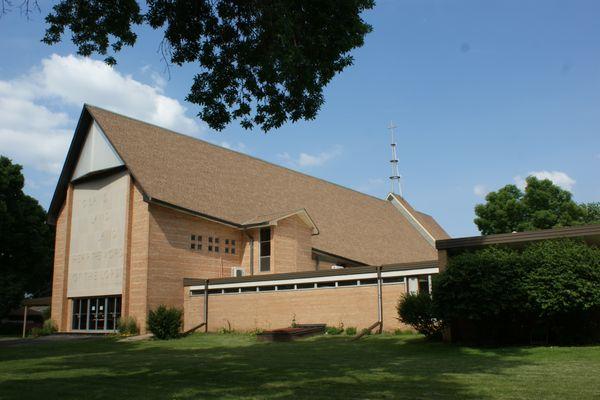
xmin=67 ymin=171 xmax=129 ymax=297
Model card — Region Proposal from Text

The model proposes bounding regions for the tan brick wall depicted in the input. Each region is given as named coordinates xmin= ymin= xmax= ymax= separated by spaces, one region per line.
xmin=125 ymin=182 xmax=151 ymax=332
xmin=272 ymin=215 xmax=313 ymax=274
xmin=50 ymin=185 xmax=73 ymax=331
xmin=183 ymin=283 xmax=411 ymax=333
xmin=145 ymin=205 xmax=245 ymax=324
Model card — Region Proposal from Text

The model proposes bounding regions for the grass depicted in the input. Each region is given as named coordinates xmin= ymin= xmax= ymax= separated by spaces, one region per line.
xmin=1 ymin=333 xmax=599 ymax=399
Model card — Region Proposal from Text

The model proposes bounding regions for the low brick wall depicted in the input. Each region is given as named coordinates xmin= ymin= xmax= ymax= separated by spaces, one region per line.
xmin=183 ymin=283 xmax=411 ymax=332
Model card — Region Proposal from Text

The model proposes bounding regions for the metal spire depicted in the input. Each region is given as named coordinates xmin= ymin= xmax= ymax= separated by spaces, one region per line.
xmin=388 ymin=121 xmax=402 ymax=196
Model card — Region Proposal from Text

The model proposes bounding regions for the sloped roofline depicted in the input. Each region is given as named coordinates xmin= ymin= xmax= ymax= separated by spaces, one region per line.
xmin=386 ymin=193 xmax=437 ymax=246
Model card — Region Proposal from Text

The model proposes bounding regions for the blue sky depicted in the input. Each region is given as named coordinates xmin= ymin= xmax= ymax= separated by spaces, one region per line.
xmin=0 ymin=0 xmax=599 ymax=237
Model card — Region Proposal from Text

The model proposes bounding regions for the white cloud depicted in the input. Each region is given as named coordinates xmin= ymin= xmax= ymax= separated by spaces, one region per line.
xmin=0 ymin=54 xmax=204 ymax=175
xmin=219 ymin=141 xmax=248 ymax=154
xmin=355 ymin=177 xmax=386 ymax=195
xmin=278 ymin=145 xmax=342 ymax=168
xmin=473 ymin=184 xmax=488 ymax=197
xmin=514 ymin=170 xmax=576 ymax=191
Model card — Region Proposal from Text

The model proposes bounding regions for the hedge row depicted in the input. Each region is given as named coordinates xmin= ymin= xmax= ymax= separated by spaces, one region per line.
xmin=400 ymin=239 xmax=600 ymax=345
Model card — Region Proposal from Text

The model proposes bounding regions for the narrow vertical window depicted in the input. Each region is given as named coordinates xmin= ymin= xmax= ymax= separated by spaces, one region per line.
xmin=259 ymin=227 xmax=271 ymax=272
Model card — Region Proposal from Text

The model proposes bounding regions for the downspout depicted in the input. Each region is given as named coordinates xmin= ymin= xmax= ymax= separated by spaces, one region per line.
xmin=244 ymin=230 xmax=254 ymax=276
xmin=204 ymin=279 xmax=209 ymax=333
xmin=377 ymin=266 xmax=383 ymax=333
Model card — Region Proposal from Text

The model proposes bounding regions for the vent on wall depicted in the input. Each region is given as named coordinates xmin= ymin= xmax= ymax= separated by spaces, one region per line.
xmin=231 ymin=267 xmax=244 ymax=277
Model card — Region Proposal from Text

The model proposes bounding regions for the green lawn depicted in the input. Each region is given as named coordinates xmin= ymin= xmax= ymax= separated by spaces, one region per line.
xmin=1 ymin=333 xmax=599 ymax=399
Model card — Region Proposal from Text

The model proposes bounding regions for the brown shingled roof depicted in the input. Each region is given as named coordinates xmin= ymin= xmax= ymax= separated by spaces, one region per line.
xmin=53 ymin=105 xmax=446 ymax=265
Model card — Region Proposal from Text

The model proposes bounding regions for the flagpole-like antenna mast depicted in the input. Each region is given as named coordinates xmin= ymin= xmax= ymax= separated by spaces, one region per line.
xmin=388 ymin=121 xmax=402 ymax=196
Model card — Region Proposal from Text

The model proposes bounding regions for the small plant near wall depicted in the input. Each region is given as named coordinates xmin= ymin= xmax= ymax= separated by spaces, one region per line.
xmin=147 ymin=305 xmax=182 ymax=340
xmin=249 ymin=327 xmax=264 ymax=336
xmin=30 ymin=319 xmax=57 ymax=338
xmin=325 ymin=323 xmax=344 ymax=335
xmin=397 ymin=293 xmax=442 ymax=339
xmin=117 ymin=316 xmax=139 ymax=336
xmin=345 ymin=327 xmax=357 ymax=336
xmin=218 ymin=320 xmax=235 ymax=334
xmin=290 ymin=314 xmax=298 ymax=328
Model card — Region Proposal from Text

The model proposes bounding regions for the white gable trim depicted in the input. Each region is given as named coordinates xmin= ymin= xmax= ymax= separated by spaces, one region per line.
xmin=72 ymin=121 xmax=124 ymax=180
xmin=386 ymin=193 xmax=436 ymax=247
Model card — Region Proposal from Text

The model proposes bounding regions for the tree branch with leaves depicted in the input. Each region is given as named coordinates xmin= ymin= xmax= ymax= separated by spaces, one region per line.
xmin=36 ymin=0 xmax=375 ymax=131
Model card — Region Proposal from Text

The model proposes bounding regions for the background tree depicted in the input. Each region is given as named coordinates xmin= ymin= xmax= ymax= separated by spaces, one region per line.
xmin=580 ymin=202 xmax=600 ymax=225
xmin=0 ymin=0 xmax=376 ymax=132
xmin=474 ymin=176 xmax=588 ymax=234
xmin=0 ymin=156 xmax=54 ymax=317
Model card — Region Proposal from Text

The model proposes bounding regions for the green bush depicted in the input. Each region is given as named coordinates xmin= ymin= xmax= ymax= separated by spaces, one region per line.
xmin=325 ymin=323 xmax=344 ymax=335
xmin=360 ymin=328 xmax=371 ymax=336
xmin=345 ymin=326 xmax=357 ymax=336
xmin=434 ymin=239 xmax=600 ymax=344
xmin=30 ymin=319 xmax=57 ymax=337
xmin=397 ymin=293 xmax=442 ymax=338
xmin=117 ymin=316 xmax=139 ymax=336
xmin=147 ymin=305 xmax=182 ymax=340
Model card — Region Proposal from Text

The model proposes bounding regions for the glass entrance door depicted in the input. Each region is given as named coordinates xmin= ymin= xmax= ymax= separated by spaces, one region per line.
xmin=71 ymin=296 xmax=121 ymax=332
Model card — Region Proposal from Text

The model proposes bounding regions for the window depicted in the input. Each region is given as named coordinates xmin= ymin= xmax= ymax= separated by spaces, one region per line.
xmin=208 ymin=245 xmax=213 ymax=252
xmin=225 ymin=239 xmax=229 ymax=245
xmin=317 ymin=281 xmax=336 ymax=288
xmin=337 ymin=280 xmax=358 ymax=287
xmin=360 ymin=278 xmax=378 ymax=286
xmin=214 ymin=246 xmax=219 ymax=253
xmin=215 ymin=238 xmax=220 ymax=244
xmin=232 ymin=240 xmax=236 ymax=246
xmin=190 ymin=235 xmax=202 ymax=251
xmin=418 ymin=276 xmax=431 ymax=294
xmin=231 ymin=248 xmax=236 ymax=254
xmin=277 ymin=284 xmax=295 ymax=291
xmin=259 ymin=227 xmax=271 ymax=272
xmin=209 ymin=237 xmax=213 ymax=243
xmin=383 ymin=276 xmax=405 ymax=284
xmin=297 ymin=282 xmax=315 ymax=290
xmin=225 ymin=247 xmax=229 ymax=253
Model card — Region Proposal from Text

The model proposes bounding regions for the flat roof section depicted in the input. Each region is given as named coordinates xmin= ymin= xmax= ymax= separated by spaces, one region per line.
xmin=183 ymin=260 xmax=437 ymax=287
xmin=436 ymin=224 xmax=600 ymax=251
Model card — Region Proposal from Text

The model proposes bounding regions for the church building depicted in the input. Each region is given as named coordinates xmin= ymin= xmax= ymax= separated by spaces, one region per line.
xmin=48 ymin=105 xmax=448 ymax=333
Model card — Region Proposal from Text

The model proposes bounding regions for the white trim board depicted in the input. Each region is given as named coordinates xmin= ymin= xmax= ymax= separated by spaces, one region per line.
xmin=386 ymin=193 xmax=436 ymax=247
xmin=188 ymin=267 xmax=439 ymax=291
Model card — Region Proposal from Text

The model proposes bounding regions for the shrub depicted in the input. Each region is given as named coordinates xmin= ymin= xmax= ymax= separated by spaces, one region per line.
xmin=30 ymin=319 xmax=57 ymax=337
xmin=360 ymin=328 xmax=371 ymax=336
xmin=147 ymin=305 xmax=182 ymax=340
xmin=434 ymin=239 xmax=600 ymax=344
xmin=345 ymin=326 xmax=357 ymax=336
xmin=117 ymin=316 xmax=139 ymax=336
xmin=397 ymin=293 xmax=442 ymax=338
xmin=325 ymin=323 xmax=344 ymax=335
xmin=218 ymin=320 xmax=235 ymax=334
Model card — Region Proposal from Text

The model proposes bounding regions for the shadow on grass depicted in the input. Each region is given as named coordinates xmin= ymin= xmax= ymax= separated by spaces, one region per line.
xmin=0 ymin=334 xmax=532 ymax=400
